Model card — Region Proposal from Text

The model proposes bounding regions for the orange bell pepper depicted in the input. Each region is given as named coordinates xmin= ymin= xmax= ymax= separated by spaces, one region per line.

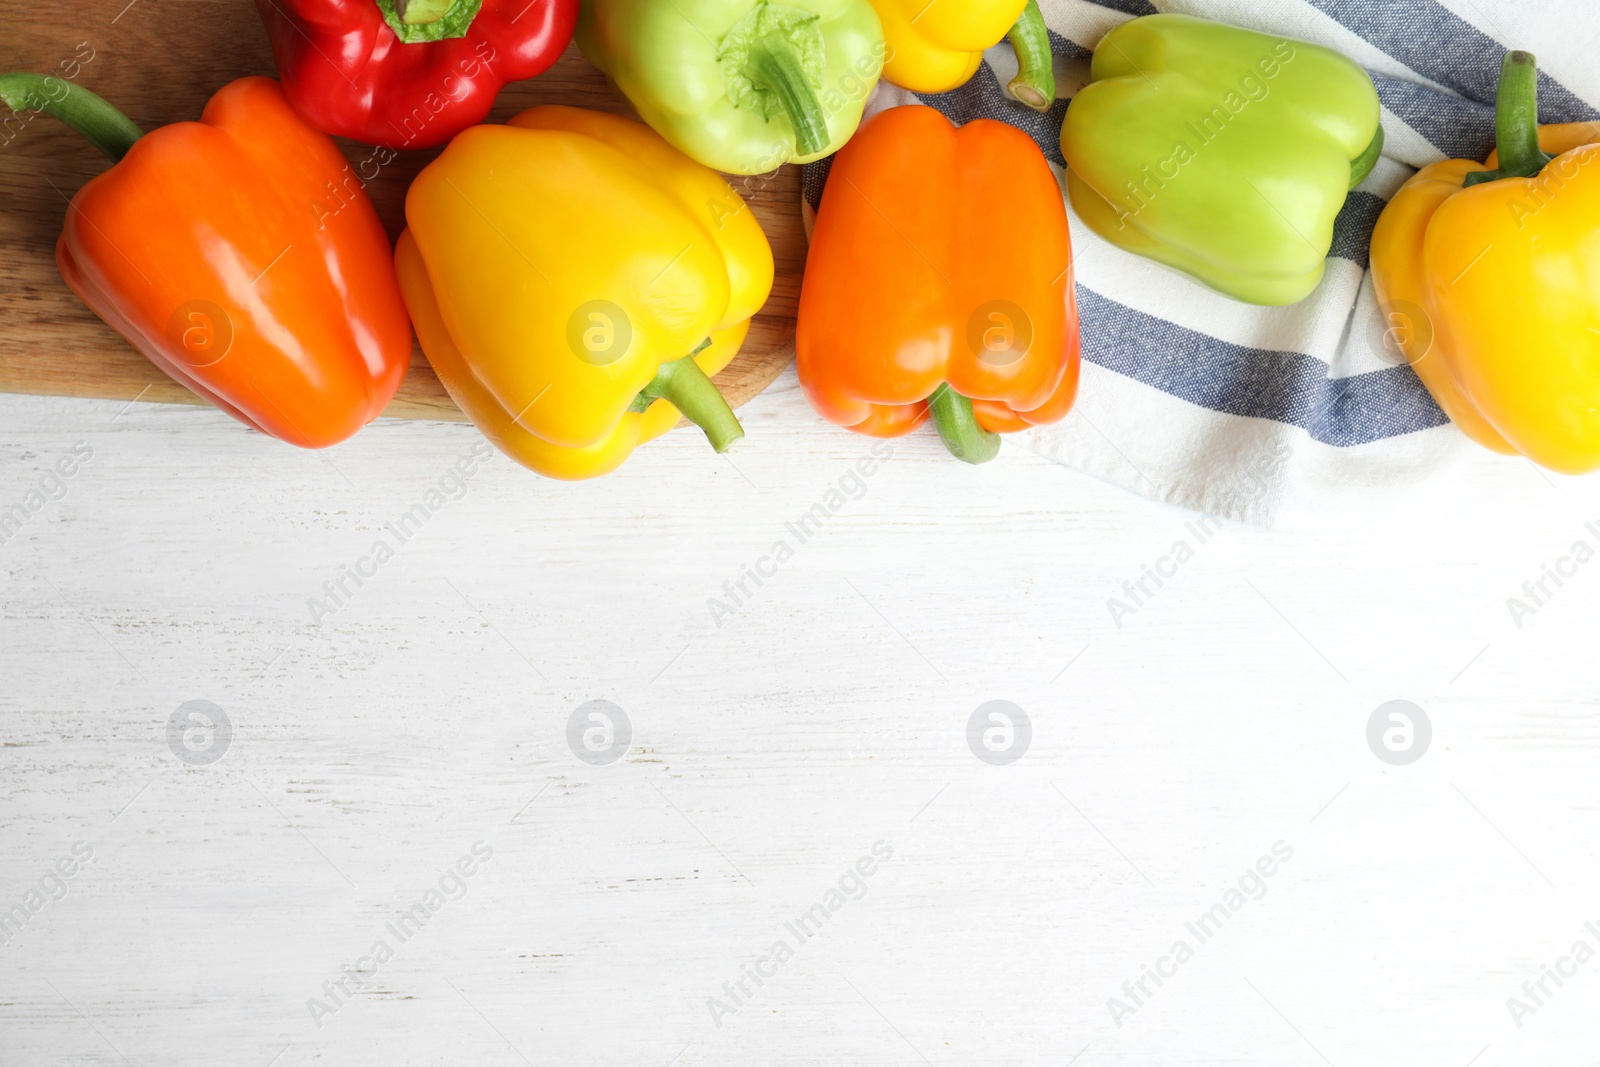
xmin=796 ymin=105 xmax=1079 ymax=463
xmin=0 ymin=75 xmax=412 ymax=448
xmin=1371 ymin=52 xmax=1600 ymax=474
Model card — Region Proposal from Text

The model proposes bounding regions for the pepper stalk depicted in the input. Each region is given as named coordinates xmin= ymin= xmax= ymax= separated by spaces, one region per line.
xmin=375 ymin=0 xmax=485 ymax=43
xmin=630 ymin=341 xmax=745 ymax=453
xmin=927 ymin=383 xmax=1001 ymax=464
xmin=1005 ymin=1 xmax=1056 ymax=113
xmin=1348 ymin=124 xmax=1385 ymax=190
xmin=0 ymin=74 xmax=143 ymax=162
xmin=396 ymin=0 xmax=457 ymax=23
xmin=745 ymin=42 xmax=830 ymax=156
xmin=1464 ymin=51 xmax=1556 ymax=188
xmin=722 ymin=5 xmax=832 ymax=158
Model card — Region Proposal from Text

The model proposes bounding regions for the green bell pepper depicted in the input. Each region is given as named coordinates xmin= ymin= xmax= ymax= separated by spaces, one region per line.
xmin=577 ymin=0 xmax=885 ymax=175
xmin=1060 ymin=14 xmax=1383 ymax=306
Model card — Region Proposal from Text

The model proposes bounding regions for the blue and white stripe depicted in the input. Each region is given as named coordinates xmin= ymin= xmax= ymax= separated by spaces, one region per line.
xmin=801 ymin=0 xmax=1600 ymax=524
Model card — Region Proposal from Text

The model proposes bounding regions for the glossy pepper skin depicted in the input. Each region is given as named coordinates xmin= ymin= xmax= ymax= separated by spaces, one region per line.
xmin=0 ymin=75 xmax=411 ymax=448
xmin=796 ymin=105 xmax=1079 ymax=464
xmin=396 ymin=106 xmax=774 ymax=480
xmin=577 ymin=0 xmax=885 ymax=175
xmin=869 ymin=0 xmax=1055 ymax=110
xmin=255 ymin=0 xmax=578 ymax=150
xmin=1372 ymin=53 xmax=1600 ymax=474
xmin=1061 ymin=14 xmax=1383 ymax=306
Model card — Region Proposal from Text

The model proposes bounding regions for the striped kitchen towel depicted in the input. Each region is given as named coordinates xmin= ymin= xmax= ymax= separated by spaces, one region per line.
xmin=801 ymin=0 xmax=1600 ymax=525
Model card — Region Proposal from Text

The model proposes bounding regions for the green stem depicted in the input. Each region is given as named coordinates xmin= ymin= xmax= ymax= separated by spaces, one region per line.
xmin=1348 ymin=124 xmax=1384 ymax=189
xmin=396 ymin=0 xmax=455 ymax=23
xmin=1005 ymin=1 xmax=1056 ymax=112
xmin=1464 ymin=51 xmax=1555 ymax=187
xmin=633 ymin=347 xmax=744 ymax=453
xmin=374 ymin=0 xmax=483 ymax=42
xmin=927 ymin=383 xmax=1000 ymax=465
xmin=0 ymin=73 xmax=142 ymax=163
xmin=747 ymin=39 xmax=830 ymax=157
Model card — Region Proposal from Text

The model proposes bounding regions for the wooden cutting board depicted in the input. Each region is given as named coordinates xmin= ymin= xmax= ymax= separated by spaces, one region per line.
xmin=0 ymin=3 xmax=803 ymax=421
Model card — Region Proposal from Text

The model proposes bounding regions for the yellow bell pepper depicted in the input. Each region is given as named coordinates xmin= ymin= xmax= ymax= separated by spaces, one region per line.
xmin=870 ymin=0 xmax=1056 ymax=110
xmin=395 ymin=105 xmax=774 ymax=480
xmin=1372 ymin=52 xmax=1600 ymax=474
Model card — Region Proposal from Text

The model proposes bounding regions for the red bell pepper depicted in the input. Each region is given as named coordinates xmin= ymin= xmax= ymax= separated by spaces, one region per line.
xmin=255 ymin=0 xmax=579 ymax=150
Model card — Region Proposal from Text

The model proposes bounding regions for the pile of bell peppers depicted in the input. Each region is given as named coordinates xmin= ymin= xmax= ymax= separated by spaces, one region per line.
xmin=3 ymin=4 xmax=1600 ymax=476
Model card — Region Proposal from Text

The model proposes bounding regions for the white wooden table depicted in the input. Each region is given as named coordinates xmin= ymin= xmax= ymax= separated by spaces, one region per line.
xmin=3 ymin=378 xmax=1598 ymax=1066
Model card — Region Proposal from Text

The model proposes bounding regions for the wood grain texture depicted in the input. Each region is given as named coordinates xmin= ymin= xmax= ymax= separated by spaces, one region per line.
xmin=4 ymin=381 xmax=1600 ymax=1067
xmin=0 ymin=5 xmax=804 ymax=420
xmin=9 ymin=4 xmax=1600 ymax=1067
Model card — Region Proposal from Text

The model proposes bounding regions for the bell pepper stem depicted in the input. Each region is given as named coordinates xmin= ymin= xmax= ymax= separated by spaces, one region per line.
xmin=1005 ymin=1 xmax=1056 ymax=112
xmin=1349 ymin=124 xmax=1384 ymax=189
xmin=373 ymin=0 xmax=484 ymax=42
xmin=927 ymin=383 xmax=1001 ymax=464
xmin=395 ymin=0 xmax=454 ymax=23
xmin=746 ymin=40 xmax=830 ymax=157
xmin=634 ymin=349 xmax=744 ymax=453
xmin=0 ymin=73 xmax=142 ymax=163
xmin=1464 ymin=51 xmax=1555 ymax=187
